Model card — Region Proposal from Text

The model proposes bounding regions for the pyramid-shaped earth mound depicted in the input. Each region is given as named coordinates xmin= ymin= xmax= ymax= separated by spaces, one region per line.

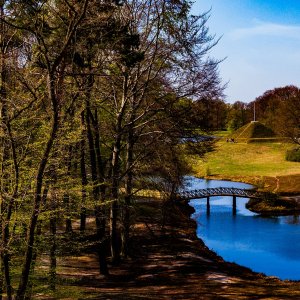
xmin=230 ymin=121 xmax=277 ymax=143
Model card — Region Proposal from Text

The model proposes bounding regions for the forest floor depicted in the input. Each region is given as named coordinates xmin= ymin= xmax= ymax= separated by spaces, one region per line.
xmin=44 ymin=198 xmax=300 ymax=299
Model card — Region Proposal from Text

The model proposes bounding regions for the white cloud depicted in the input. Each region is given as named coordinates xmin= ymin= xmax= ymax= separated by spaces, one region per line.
xmin=230 ymin=20 xmax=300 ymax=40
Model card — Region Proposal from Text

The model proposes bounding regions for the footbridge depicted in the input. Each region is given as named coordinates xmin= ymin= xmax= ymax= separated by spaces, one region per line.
xmin=176 ymin=187 xmax=262 ymax=215
xmin=178 ymin=187 xmax=262 ymax=201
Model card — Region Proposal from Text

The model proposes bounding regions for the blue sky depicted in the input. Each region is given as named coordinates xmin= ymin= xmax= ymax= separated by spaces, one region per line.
xmin=191 ymin=1 xmax=300 ymax=103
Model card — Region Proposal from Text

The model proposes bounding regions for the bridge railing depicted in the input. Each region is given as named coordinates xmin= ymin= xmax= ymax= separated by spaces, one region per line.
xmin=177 ymin=187 xmax=262 ymax=201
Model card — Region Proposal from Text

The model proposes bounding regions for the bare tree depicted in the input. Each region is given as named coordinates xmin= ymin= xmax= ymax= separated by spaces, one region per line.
xmin=94 ymin=0 xmax=224 ymax=259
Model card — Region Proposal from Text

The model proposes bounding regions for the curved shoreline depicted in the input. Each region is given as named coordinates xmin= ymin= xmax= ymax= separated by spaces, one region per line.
xmin=184 ymin=199 xmax=300 ymax=282
xmin=62 ymin=197 xmax=300 ymax=299
xmin=179 ymin=199 xmax=300 ymax=282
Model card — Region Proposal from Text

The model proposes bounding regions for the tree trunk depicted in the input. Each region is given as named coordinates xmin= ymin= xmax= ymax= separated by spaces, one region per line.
xmin=86 ymin=106 xmax=109 ymax=275
xmin=0 ymin=9 xmax=15 ymax=297
xmin=110 ymin=136 xmax=121 ymax=264
xmin=110 ymin=70 xmax=129 ymax=264
xmin=16 ymin=74 xmax=59 ymax=300
xmin=64 ymin=146 xmax=73 ymax=233
xmin=64 ymin=194 xmax=73 ymax=233
xmin=91 ymin=109 xmax=109 ymax=273
xmin=80 ymin=113 xmax=88 ymax=232
xmin=49 ymin=200 xmax=57 ymax=291
xmin=0 ymin=202 xmax=4 ymax=300
xmin=25 ymin=185 xmax=49 ymax=298
xmin=121 ymin=119 xmax=134 ymax=258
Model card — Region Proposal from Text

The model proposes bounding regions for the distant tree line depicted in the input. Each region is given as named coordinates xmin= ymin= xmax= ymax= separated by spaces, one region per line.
xmin=170 ymin=84 xmax=300 ymax=142
xmin=0 ymin=0 xmax=223 ymax=298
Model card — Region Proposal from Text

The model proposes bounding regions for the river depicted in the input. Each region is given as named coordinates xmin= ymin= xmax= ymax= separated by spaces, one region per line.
xmin=185 ymin=176 xmax=300 ymax=281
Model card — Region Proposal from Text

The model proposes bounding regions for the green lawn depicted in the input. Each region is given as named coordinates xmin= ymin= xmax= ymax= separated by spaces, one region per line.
xmin=189 ymin=141 xmax=300 ymax=194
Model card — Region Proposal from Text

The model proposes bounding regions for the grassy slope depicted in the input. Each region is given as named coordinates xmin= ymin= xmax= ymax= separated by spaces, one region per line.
xmin=230 ymin=121 xmax=276 ymax=140
xmin=190 ymin=141 xmax=300 ymax=194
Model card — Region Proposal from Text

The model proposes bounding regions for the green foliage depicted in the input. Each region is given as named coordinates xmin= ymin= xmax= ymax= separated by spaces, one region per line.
xmin=0 ymin=0 xmax=224 ymax=297
xmin=205 ymin=166 xmax=211 ymax=176
xmin=227 ymin=118 xmax=243 ymax=132
xmin=226 ymin=101 xmax=249 ymax=132
xmin=286 ymin=147 xmax=300 ymax=162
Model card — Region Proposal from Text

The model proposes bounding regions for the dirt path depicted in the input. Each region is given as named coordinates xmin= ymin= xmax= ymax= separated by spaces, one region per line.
xmin=54 ymin=199 xmax=300 ymax=299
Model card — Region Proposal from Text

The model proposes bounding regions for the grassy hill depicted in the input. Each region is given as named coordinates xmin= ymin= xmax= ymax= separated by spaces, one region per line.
xmin=229 ymin=121 xmax=279 ymax=143
xmin=189 ymin=141 xmax=300 ymax=194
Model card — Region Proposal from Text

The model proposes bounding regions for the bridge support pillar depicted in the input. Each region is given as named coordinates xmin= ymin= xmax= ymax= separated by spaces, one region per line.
xmin=206 ymin=197 xmax=210 ymax=216
xmin=232 ymin=196 xmax=237 ymax=215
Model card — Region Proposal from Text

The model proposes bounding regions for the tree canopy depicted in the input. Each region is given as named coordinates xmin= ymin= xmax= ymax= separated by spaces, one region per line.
xmin=0 ymin=1 xmax=223 ymax=298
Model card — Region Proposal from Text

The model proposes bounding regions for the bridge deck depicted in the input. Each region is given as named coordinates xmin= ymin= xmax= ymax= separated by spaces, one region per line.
xmin=177 ymin=187 xmax=261 ymax=201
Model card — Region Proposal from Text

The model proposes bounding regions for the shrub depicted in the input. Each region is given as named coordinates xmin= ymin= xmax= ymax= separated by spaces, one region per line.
xmin=205 ymin=166 xmax=211 ymax=176
xmin=262 ymin=191 xmax=279 ymax=204
xmin=286 ymin=147 xmax=300 ymax=162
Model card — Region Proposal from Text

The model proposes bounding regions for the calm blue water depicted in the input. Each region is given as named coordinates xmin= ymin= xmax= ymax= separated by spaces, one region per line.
xmin=185 ymin=176 xmax=300 ymax=281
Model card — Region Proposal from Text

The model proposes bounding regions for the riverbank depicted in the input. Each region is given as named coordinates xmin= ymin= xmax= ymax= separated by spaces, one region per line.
xmin=246 ymin=194 xmax=300 ymax=215
xmin=52 ymin=198 xmax=300 ymax=299
xmin=187 ymin=139 xmax=300 ymax=215
xmin=203 ymin=173 xmax=300 ymax=196
xmin=202 ymin=174 xmax=300 ymax=215
xmin=189 ymin=141 xmax=300 ymax=194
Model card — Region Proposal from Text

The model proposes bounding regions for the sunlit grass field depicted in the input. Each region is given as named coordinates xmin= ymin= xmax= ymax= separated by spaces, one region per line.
xmin=189 ymin=141 xmax=300 ymax=194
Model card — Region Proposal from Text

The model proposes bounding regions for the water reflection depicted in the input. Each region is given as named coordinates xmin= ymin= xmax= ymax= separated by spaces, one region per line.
xmin=282 ymin=215 xmax=300 ymax=225
xmin=186 ymin=177 xmax=300 ymax=280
